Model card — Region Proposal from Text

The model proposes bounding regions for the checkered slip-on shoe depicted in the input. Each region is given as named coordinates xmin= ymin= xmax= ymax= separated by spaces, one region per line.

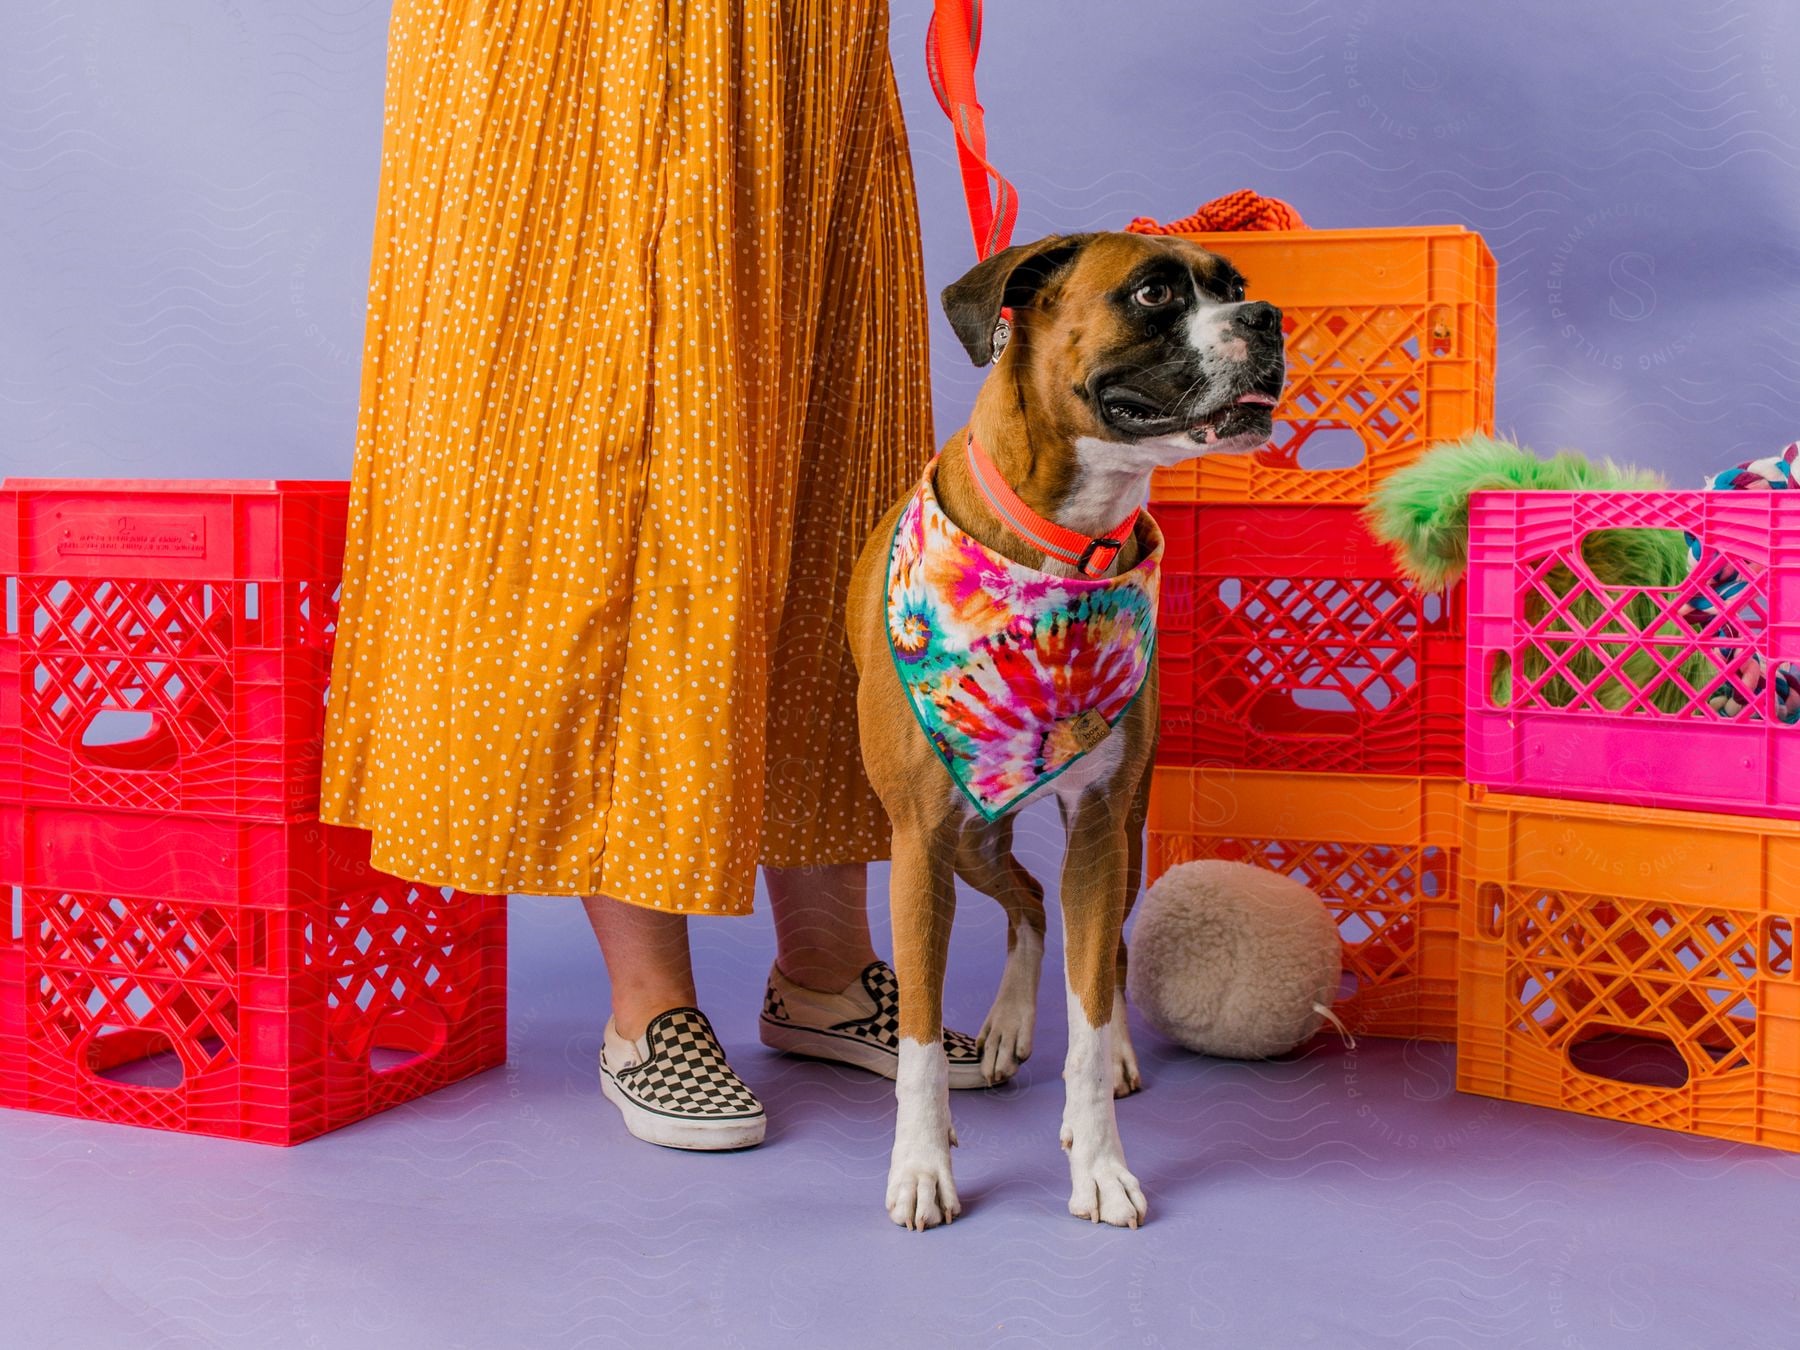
xmin=599 ymin=1007 xmax=767 ymax=1150
xmin=759 ymin=960 xmax=990 ymax=1090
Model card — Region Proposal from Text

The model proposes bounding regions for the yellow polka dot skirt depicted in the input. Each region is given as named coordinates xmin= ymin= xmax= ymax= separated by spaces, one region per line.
xmin=317 ymin=0 xmax=932 ymax=913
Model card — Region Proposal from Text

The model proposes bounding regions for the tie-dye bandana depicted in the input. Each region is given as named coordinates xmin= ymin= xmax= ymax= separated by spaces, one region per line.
xmin=883 ymin=457 xmax=1162 ymax=820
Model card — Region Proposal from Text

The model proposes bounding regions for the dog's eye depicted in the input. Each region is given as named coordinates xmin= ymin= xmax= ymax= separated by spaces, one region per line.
xmin=1228 ymin=279 xmax=1247 ymax=302
xmin=1132 ymin=280 xmax=1173 ymax=308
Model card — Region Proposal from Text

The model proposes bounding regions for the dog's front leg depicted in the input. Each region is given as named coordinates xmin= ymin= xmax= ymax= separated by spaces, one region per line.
xmin=956 ymin=815 xmax=1046 ymax=1085
xmin=886 ymin=820 xmax=961 ymax=1229
xmin=1057 ymin=794 xmax=1147 ymax=1228
xmin=1109 ymin=747 xmax=1156 ymax=1098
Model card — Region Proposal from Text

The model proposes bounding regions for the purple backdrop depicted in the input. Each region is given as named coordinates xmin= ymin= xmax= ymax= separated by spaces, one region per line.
xmin=5 ymin=4 xmax=1800 ymax=1347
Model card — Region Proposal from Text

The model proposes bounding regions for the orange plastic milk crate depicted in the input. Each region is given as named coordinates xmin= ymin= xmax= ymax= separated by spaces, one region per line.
xmin=0 ymin=478 xmax=348 ymax=820
xmin=1149 ymin=226 xmax=1497 ymax=504
xmin=1154 ymin=499 xmax=1465 ymax=778
xmin=1457 ymin=788 xmax=1800 ymax=1152
xmin=1146 ymin=766 xmax=1463 ymax=1041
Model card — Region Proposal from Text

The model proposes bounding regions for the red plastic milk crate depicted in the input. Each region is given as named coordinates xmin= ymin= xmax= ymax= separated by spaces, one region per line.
xmin=1153 ymin=500 xmax=1465 ymax=777
xmin=0 ymin=479 xmax=348 ymax=820
xmin=1464 ymin=490 xmax=1800 ymax=820
xmin=0 ymin=803 xmax=507 ymax=1144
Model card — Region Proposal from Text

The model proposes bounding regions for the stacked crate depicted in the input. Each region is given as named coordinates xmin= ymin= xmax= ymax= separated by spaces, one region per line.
xmin=0 ymin=480 xmax=506 ymax=1144
xmin=1146 ymin=226 xmax=1497 ymax=1040
xmin=1454 ymin=488 xmax=1800 ymax=1149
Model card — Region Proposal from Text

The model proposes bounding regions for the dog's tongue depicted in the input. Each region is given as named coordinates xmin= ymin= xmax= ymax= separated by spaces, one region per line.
xmin=1191 ymin=392 xmax=1279 ymax=443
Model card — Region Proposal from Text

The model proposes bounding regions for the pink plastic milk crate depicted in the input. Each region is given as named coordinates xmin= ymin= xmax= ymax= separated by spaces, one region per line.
xmin=1464 ymin=489 xmax=1800 ymax=819
xmin=0 ymin=479 xmax=347 ymax=820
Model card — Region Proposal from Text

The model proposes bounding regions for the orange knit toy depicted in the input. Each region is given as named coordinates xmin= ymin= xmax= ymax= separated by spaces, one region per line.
xmin=1126 ymin=189 xmax=1307 ymax=234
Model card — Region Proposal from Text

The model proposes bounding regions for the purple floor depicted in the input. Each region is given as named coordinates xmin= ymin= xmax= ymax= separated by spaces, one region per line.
xmin=2 ymin=799 xmax=1795 ymax=1349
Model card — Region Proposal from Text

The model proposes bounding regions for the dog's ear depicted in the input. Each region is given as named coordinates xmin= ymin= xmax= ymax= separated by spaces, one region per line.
xmin=940 ymin=233 xmax=1096 ymax=366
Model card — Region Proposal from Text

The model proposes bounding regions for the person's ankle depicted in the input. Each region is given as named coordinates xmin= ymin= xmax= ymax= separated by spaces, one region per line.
xmin=775 ymin=950 xmax=879 ymax=996
xmin=611 ymin=988 xmax=698 ymax=1042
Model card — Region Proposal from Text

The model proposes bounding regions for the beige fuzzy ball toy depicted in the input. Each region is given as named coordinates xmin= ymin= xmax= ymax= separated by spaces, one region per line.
xmin=1127 ymin=860 xmax=1350 ymax=1059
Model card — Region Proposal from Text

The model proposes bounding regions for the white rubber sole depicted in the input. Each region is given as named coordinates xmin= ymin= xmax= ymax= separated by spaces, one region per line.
xmin=599 ymin=1070 xmax=767 ymax=1151
xmin=759 ymin=1017 xmax=993 ymax=1091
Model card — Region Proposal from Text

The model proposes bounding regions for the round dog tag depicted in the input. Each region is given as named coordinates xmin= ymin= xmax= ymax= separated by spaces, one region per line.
xmin=990 ymin=317 xmax=1011 ymax=363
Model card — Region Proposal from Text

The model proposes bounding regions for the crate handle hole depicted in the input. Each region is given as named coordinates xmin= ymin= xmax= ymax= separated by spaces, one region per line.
xmin=1763 ymin=917 xmax=1793 ymax=976
xmin=364 ymin=1009 xmax=447 ymax=1073
xmin=87 ymin=1029 xmax=187 ymax=1090
xmin=1566 ymin=1028 xmax=1690 ymax=1089
xmin=1287 ymin=425 xmax=1368 ymax=473
xmin=1428 ymin=308 xmax=1456 ymax=356
xmin=369 ymin=1044 xmax=429 ymax=1073
xmin=73 ymin=708 xmax=179 ymax=771
xmin=1487 ymin=651 xmax=1513 ymax=709
xmin=1255 ymin=688 xmax=1361 ymax=737
xmin=1574 ymin=526 xmax=1710 ymax=592
xmin=1476 ymin=882 xmax=1504 ymax=939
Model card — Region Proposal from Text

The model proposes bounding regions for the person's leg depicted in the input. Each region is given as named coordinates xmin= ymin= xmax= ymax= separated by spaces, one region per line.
xmin=759 ymin=860 xmax=989 ymax=1090
xmin=588 ymin=891 xmax=766 ymax=1150
xmin=764 ymin=862 xmax=879 ymax=993
xmin=754 ymin=20 xmax=924 ymax=1001
xmin=586 ymin=867 xmax=876 ymax=1033
xmin=582 ymin=894 xmax=697 ymax=1041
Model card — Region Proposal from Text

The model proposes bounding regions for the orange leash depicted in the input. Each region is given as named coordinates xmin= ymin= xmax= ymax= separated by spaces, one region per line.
xmin=926 ymin=0 xmax=1018 ymax=262
xmin=925 ymin=7 xmax=1306 ymax=339
xmin=925 ymin=10 xmax=1306 ymax=248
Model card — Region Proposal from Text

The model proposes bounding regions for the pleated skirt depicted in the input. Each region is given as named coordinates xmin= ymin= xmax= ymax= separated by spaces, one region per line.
xmin=318 ymin=0 xmax=933 ymax=913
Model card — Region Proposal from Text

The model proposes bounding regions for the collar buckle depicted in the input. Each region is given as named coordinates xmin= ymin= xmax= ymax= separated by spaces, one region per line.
xmin=1076 ymin=535 xmax=1124 ymax=576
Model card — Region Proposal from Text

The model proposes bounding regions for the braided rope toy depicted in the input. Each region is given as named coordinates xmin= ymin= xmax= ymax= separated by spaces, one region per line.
xmin=1685 ymin=442 xmax=1800 ymax=721
xmin=1124 ymin=189 xmax=1308 ymax=236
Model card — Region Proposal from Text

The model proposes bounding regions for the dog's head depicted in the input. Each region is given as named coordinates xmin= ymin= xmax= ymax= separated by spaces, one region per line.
xmin=942 ymin=232 xmax=1285 ymax=466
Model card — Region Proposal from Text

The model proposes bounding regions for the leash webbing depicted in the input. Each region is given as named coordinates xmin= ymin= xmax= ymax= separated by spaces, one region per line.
xmin=926 ymin=0 xmax=1017 ymax=262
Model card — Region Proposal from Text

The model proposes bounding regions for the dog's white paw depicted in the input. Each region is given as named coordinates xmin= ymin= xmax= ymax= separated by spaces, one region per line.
xmin=886 ymin=1137 xmax=961 ymax=1230
xmin=1068 ymin=1157 xmax=1148 ymax=1228
xmin=976 ymin=1004 xmax=1033 ymax=1085
xmin=1111 ymin=1052 xmax=1141 ymax=1098
xmin=1111 ymin=995 xmax=1142 ymax=1098
xmin=889 ymin=1039 xmax=958 ymax=1228
xmin=976 ymin=926 xmax=1042 ymax=1085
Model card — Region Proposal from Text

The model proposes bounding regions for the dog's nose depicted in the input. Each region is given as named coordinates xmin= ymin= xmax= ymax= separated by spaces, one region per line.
xmin=1233 ymin=301 xmax=1281 ymax=334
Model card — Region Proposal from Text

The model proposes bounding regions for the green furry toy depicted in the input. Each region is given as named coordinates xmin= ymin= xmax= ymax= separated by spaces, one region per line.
xmin=1362 ymin=433 xmax=1704 ymax=712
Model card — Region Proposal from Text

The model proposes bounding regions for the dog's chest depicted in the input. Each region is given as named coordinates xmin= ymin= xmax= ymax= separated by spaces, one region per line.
xmin=888 ymin=466 xmax=1160 ymax=822
xmin=1046 ymin=724 xmax=1128 ymax=807
xmin=947 ymin=721 xmax=1128 ymax=821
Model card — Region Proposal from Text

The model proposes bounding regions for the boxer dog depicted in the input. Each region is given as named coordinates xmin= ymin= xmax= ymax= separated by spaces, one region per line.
xmin=845 ymin=231 xmax=1285 ymax=1229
